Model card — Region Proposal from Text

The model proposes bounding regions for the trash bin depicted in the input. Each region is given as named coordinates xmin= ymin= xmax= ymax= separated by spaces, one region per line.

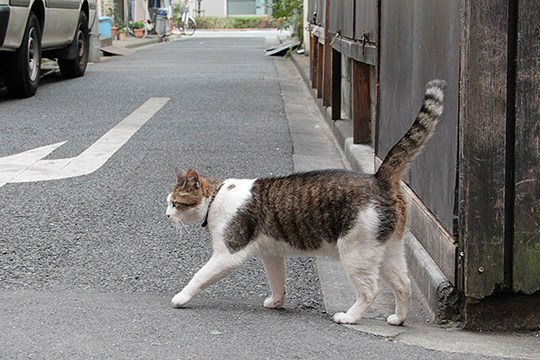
xmin=98 ymin=16 xmax=113 ymax=47
xmin=98 ymin=16 xmax=113 ymax=39
xmin=155 ymin=8 xmax=168 ymax=35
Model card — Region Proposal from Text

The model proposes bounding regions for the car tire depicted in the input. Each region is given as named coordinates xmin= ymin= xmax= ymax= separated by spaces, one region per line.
xmin=1 ymin=13 xmax=41 ymax=98
xmin=58 ymin=11 xmax=89 ymax=79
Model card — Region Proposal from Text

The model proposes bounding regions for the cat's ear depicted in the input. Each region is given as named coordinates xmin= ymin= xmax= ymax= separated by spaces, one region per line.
xmin=185 ymin=169 xmax=201 ymax=190
xmin=175 ymin=168 xmax=187 ymax=183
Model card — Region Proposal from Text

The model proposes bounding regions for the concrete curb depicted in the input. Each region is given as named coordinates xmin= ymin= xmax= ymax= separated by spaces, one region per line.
xmin=111 ymin=35 xmax=169 ymax=49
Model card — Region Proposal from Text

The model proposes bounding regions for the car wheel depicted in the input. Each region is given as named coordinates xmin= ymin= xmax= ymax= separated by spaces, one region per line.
xmin=1 ymin=13 xmax=41 ymax=98
xmin=58 ymin=11 xmax=89 ymax=78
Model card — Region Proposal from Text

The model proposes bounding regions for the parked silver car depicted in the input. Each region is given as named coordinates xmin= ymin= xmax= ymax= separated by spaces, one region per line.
xmin=0 ymin=0 xmax=97 ymax=98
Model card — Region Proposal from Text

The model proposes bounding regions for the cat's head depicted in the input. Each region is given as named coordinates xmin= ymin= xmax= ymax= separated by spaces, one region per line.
xmin=166 ymin=168 xmax=213 ymax=224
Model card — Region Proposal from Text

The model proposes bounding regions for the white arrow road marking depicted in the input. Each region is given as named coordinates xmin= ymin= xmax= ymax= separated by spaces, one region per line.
xmin=0 ymin=97 xmax=170 ymax=188
xmin=0 ymin=142 xmax=67 ymax=187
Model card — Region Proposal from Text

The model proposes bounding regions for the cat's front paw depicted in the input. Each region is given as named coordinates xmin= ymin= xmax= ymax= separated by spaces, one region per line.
xmin=332 ymin=312 xmax=358 ymax=324
xmin=386 ymin=314 xmax=405 ymax=326
xmin=263 ymin=296 xmax=284 ymax=309
xmin=171 ymin=292 xmax=191 ymax=308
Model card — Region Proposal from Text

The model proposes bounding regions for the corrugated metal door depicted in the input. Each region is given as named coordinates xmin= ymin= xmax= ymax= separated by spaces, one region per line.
xmin=329 ymin=0 xmax=354 ymax=38
xmin=354 ymin=0 xmax=377 ymax=43
xmin=328 ymin=0 xmax=376 ymax=41
xmin=308 ymin=0 xmax=325 ymax=26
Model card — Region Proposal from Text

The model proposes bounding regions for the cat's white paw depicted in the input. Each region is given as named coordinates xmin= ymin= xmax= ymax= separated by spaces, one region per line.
xmin=263 ymin=296 xmax=284 ymax=309
xmin=332 ymin=312 xmax=358 ymax=324
xmin=387 ymin=314 xmax=405 ymax=326
xmin=171 ymin=293 xmax=191 ymax=308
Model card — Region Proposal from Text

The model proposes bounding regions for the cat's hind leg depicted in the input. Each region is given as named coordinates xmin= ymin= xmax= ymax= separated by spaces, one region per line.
xmin=171 ymin=253 xmax=246 ymax=308
xmin=261 ymin=255 xmax=286 ymax=309
xmin=333 ymin=242 xmax=384 ymax=324
xmin=379 ymin=239 xmax=411 ymax=326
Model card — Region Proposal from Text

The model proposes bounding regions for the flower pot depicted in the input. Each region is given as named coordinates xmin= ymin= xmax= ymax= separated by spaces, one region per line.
xmin=117 ymin=31 xmax=126 ymax=41
xmin=134 ymin=28 xmax=144 ymax=38
xmin=111 ymin=26 xmax=117 ymax=39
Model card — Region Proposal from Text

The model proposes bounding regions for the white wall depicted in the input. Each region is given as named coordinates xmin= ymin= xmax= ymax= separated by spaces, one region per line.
xmin=198 ymin=0 xmax=226 ymax=17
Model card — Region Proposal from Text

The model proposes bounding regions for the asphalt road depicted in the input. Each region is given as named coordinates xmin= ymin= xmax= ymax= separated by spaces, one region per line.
xmin=0 ymin=33 xmax=499 ymax=359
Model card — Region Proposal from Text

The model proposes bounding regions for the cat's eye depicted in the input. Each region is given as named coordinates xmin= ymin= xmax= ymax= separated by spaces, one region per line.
xmin=172 ymin=202 xmax=189 ymax=209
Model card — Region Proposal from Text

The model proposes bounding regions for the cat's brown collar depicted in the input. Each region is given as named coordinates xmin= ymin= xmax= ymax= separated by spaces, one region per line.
xmin=201 ymin=183 xmax=224 ymax=228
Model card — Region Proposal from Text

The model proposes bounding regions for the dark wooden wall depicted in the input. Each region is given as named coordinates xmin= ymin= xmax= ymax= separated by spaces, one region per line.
xmin=307 ymin=0 xmax=540 ymax=299
xmin=459 ymin=0 xmax=540 ymax=298
xmin=378 ymin=0 xmax=460 ymax=233
xmin=458 ymin=0 xmax=510 ymax=298
xmin=512 ymin=0 xmax=540 ymax=294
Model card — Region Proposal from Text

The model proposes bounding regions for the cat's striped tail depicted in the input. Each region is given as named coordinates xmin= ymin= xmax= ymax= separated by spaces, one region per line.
xmin=375 ymin=79 xmax=446 ymax=185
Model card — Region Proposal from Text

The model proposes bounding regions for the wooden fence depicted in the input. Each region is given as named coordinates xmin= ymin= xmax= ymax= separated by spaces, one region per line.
xmin=306 ymin=0 xmax=539 ymax=328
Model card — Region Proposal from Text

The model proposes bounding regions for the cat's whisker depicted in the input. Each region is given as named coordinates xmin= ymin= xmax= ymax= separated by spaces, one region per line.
xmin=177 ymin=218 xmax=192 ymax=235
xmin=170 ymin=216 xmax=193 ymax=237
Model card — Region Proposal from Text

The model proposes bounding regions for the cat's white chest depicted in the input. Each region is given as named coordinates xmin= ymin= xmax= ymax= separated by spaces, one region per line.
xmin=207 ymin=178 xmax=255 ymax=238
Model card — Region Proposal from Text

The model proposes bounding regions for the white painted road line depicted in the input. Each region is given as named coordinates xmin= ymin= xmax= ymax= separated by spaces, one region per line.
xmin=0 ymin=97 xmax=170 ymax=188
xmin=0 ymin=142 xmax=67 ymax=188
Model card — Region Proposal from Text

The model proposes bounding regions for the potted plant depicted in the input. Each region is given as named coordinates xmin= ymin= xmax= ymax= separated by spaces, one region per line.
xmin=129 ymin=20 xmax=145 ymax=38
xmin=105 ymin=4 xmax=117 ymax=38
xmin=116 ymin=21 xmax=127 ymax=40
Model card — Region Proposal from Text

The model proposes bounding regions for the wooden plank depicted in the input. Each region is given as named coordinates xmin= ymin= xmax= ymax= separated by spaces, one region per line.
xmin=351 ymin=60 xmax=370 ymax=144
xmin=513 ymin=0 xmax=540 ymax=294
xmin=332 ymin=37 xmax=377 ymax=66
xmin=309 ymin=34 xmax=316 ymax=89
xmin=458 ymin=0 xmax=508 ymax=298
xmin=311 ymin=34 xmax=319 ymax=90
xmin=322 ymin=0 xmax=332 ymax=106
xmin=331 ymin=48 xmax=342 ymax=120
xmin=317 ymin=41 xmax=324 ymax=99
xmin=405 ymin=185 xmax=457 ymax=284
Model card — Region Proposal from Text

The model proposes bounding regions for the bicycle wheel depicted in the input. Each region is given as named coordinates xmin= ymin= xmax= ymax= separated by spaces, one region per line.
xmin=184 ymin=18 xmax=196 ymax=36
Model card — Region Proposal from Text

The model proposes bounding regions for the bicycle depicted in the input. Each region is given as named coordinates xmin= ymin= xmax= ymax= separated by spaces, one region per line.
xmin=177 ymin=6 xmax=196 ymax=36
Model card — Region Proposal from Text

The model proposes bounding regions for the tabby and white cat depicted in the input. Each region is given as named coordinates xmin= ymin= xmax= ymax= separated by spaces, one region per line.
xmin=166 ymin=79 xmax=446 ymax=326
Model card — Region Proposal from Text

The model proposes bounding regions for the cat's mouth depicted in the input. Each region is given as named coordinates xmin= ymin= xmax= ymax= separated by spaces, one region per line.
xmin=167 ymin=213 xmax=181 ymax=224
xmin=168 ymin=214 xmax=190 ymax=233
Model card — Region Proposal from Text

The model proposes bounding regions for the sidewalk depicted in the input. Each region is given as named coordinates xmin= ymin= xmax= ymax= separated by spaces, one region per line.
xmin=97 ymin=34 xmax=176 ymax=57
xmin=112 ymin=34 xmax=172 ymax=49
xmin=103 ymin=29 xmax=291 ymax=53
xmin=283 ymin=52 xmax=539 ymax=359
